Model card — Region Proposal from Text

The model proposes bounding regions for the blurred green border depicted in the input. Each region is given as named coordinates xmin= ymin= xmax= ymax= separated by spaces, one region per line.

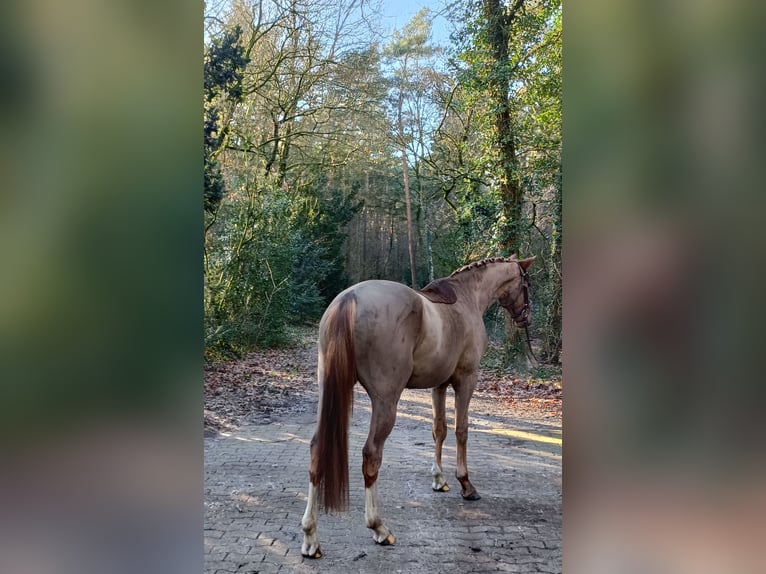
xmin=0 ymin=0 xmax=202 ymax=435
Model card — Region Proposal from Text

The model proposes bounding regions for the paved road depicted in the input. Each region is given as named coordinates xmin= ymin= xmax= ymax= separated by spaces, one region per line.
xmin=205 ymin=387 xmax=561 ymax=573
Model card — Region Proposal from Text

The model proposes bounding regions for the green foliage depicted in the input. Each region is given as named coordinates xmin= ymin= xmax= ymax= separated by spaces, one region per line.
xmin=441 ymin=0 xmax=562 ymax=365
xmin=203 ymin=25 xmax=248 ymax=104
xmin=204 ymin=175 xmax=362 ymax=355
xmin=203 ymin=4 xmax=381 ymax=357
xmin=203 ymin=25 xmax=249 ymax=213
xmin=204 ymin=150 xmax=225 ymax=213
xmin=530 ymin=363 xmax=561 ymax=382
xmin=386 ymin=8 xmax=436 ymax=59
xmin=289 ymin=183 xmax=362 ymax=320
xmin=204 ymin=175 xmax=295 ymax=357
xmin=288 ymin=231 xmax=331 ymax=321
xmin=479 ymin=334 xmax=506 ymax=372
xmin=202 ymin=2 xmax=561 ymax=366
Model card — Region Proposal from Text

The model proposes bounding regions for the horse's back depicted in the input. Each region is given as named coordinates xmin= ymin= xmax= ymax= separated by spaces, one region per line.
xmin=323 ymin=280 xmax=420 ymax=329
xmin=320 ymin=280 xmax=423 ymax=390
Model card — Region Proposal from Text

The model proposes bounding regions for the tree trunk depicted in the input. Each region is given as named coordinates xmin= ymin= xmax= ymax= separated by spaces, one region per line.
xmin=401 ymin=151 xmax=417 ymax=288
xmin=422 ymin=194 xmax=434 ymax=283
xmin=396 ymin=52 xmax=418 ymax=288
xmin=545 ymin=167 xmax=562 ymax=363
xmin=484 ymin=0 xmax=528 ymax=366
xmin=484 ymin=0 xmax=525 ymax=257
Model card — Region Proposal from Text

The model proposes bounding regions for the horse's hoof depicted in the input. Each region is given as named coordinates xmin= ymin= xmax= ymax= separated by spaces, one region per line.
xmin=374 ymin=531 xmax=396 ymax=546
xmin=433 ymin=483 xmax=450 ymax=492
xmin=462 ymin=490 xmax=481 ymax=501
xmin=302 ymin=548 xmax=322 ymax=559
xmin=379 ymin=533 xmax=396 ymax=546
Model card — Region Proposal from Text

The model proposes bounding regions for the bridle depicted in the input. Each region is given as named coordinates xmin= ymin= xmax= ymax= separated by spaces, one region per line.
xmin=507 ymin=264 xmax=531 ymax=327
xmin=500 ymin=262 xmax=538 ymax=362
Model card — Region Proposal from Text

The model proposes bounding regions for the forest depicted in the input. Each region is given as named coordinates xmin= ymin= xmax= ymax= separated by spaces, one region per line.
xmin=203 ymin=0 xmax=561 ymax=368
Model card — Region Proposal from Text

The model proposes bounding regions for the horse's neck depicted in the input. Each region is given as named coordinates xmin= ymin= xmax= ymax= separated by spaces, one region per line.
xmin=453 ymin=264 xmax=514 ymax=313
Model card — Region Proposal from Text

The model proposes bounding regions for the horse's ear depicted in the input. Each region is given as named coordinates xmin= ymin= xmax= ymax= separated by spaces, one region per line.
xmin=518 ymin=256 xmax=536 ymax=270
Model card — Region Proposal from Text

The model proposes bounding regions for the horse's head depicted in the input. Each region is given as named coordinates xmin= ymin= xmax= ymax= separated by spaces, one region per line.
xmin=498 ymin=257 xmax=535 ymax=327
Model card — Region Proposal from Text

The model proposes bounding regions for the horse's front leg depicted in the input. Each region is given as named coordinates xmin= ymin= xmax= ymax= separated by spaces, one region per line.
xmin=363 ymin=400 xmax=397 ymax=545
xmin=431 ymin=383 xmax=450 ymax=492
xmin=453 ymin=375 xmax=481 ymax=500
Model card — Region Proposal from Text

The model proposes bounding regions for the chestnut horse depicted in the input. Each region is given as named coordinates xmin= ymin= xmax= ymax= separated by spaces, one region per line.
xmin=300 ymin=256 xmax=535 ymax=558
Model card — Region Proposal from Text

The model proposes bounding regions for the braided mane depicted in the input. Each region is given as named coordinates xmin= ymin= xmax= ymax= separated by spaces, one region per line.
xmin=449 ymin=256 xmax=518 ymax=278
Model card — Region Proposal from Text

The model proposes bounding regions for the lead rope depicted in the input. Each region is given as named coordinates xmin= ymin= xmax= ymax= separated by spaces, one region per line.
xmin=522 ymin=323 xmax=539 ymax=364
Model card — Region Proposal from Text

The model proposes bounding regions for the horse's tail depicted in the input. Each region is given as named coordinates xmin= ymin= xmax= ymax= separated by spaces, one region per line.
xmin=312 ymin=292 xmax=357 ymax=513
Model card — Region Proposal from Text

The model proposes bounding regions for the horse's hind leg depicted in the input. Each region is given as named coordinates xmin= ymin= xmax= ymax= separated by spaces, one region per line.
xmin=363 ymin=398 xmax=397 ymax=545
xmin=453 ymin=375 xmax=481 ymax=500
xmin=300 ymin=434 xmax=322 ymax=558
xmin=431 ymin=383 xmax=450 ymax=492
xmin=301 ymin=352 xmax=324 ymax=558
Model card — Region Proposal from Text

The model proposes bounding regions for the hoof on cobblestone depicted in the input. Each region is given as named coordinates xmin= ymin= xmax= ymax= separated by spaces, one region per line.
xmin=432 ymin=483 xmax=450 ymax=492
xmin=302 ymin=548 xmax=322 ymax=559
xmin=380 ymin=534 xmax=396 ymax=546
xmin=375 ymin=533 xmax=396 ymax=546
xmin=461 ymin=490 xmax=481 ymax=501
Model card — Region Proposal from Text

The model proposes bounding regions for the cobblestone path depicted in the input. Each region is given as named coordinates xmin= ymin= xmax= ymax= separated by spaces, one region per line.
xmin=205 ymin=387 xmax=561 ymax=573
